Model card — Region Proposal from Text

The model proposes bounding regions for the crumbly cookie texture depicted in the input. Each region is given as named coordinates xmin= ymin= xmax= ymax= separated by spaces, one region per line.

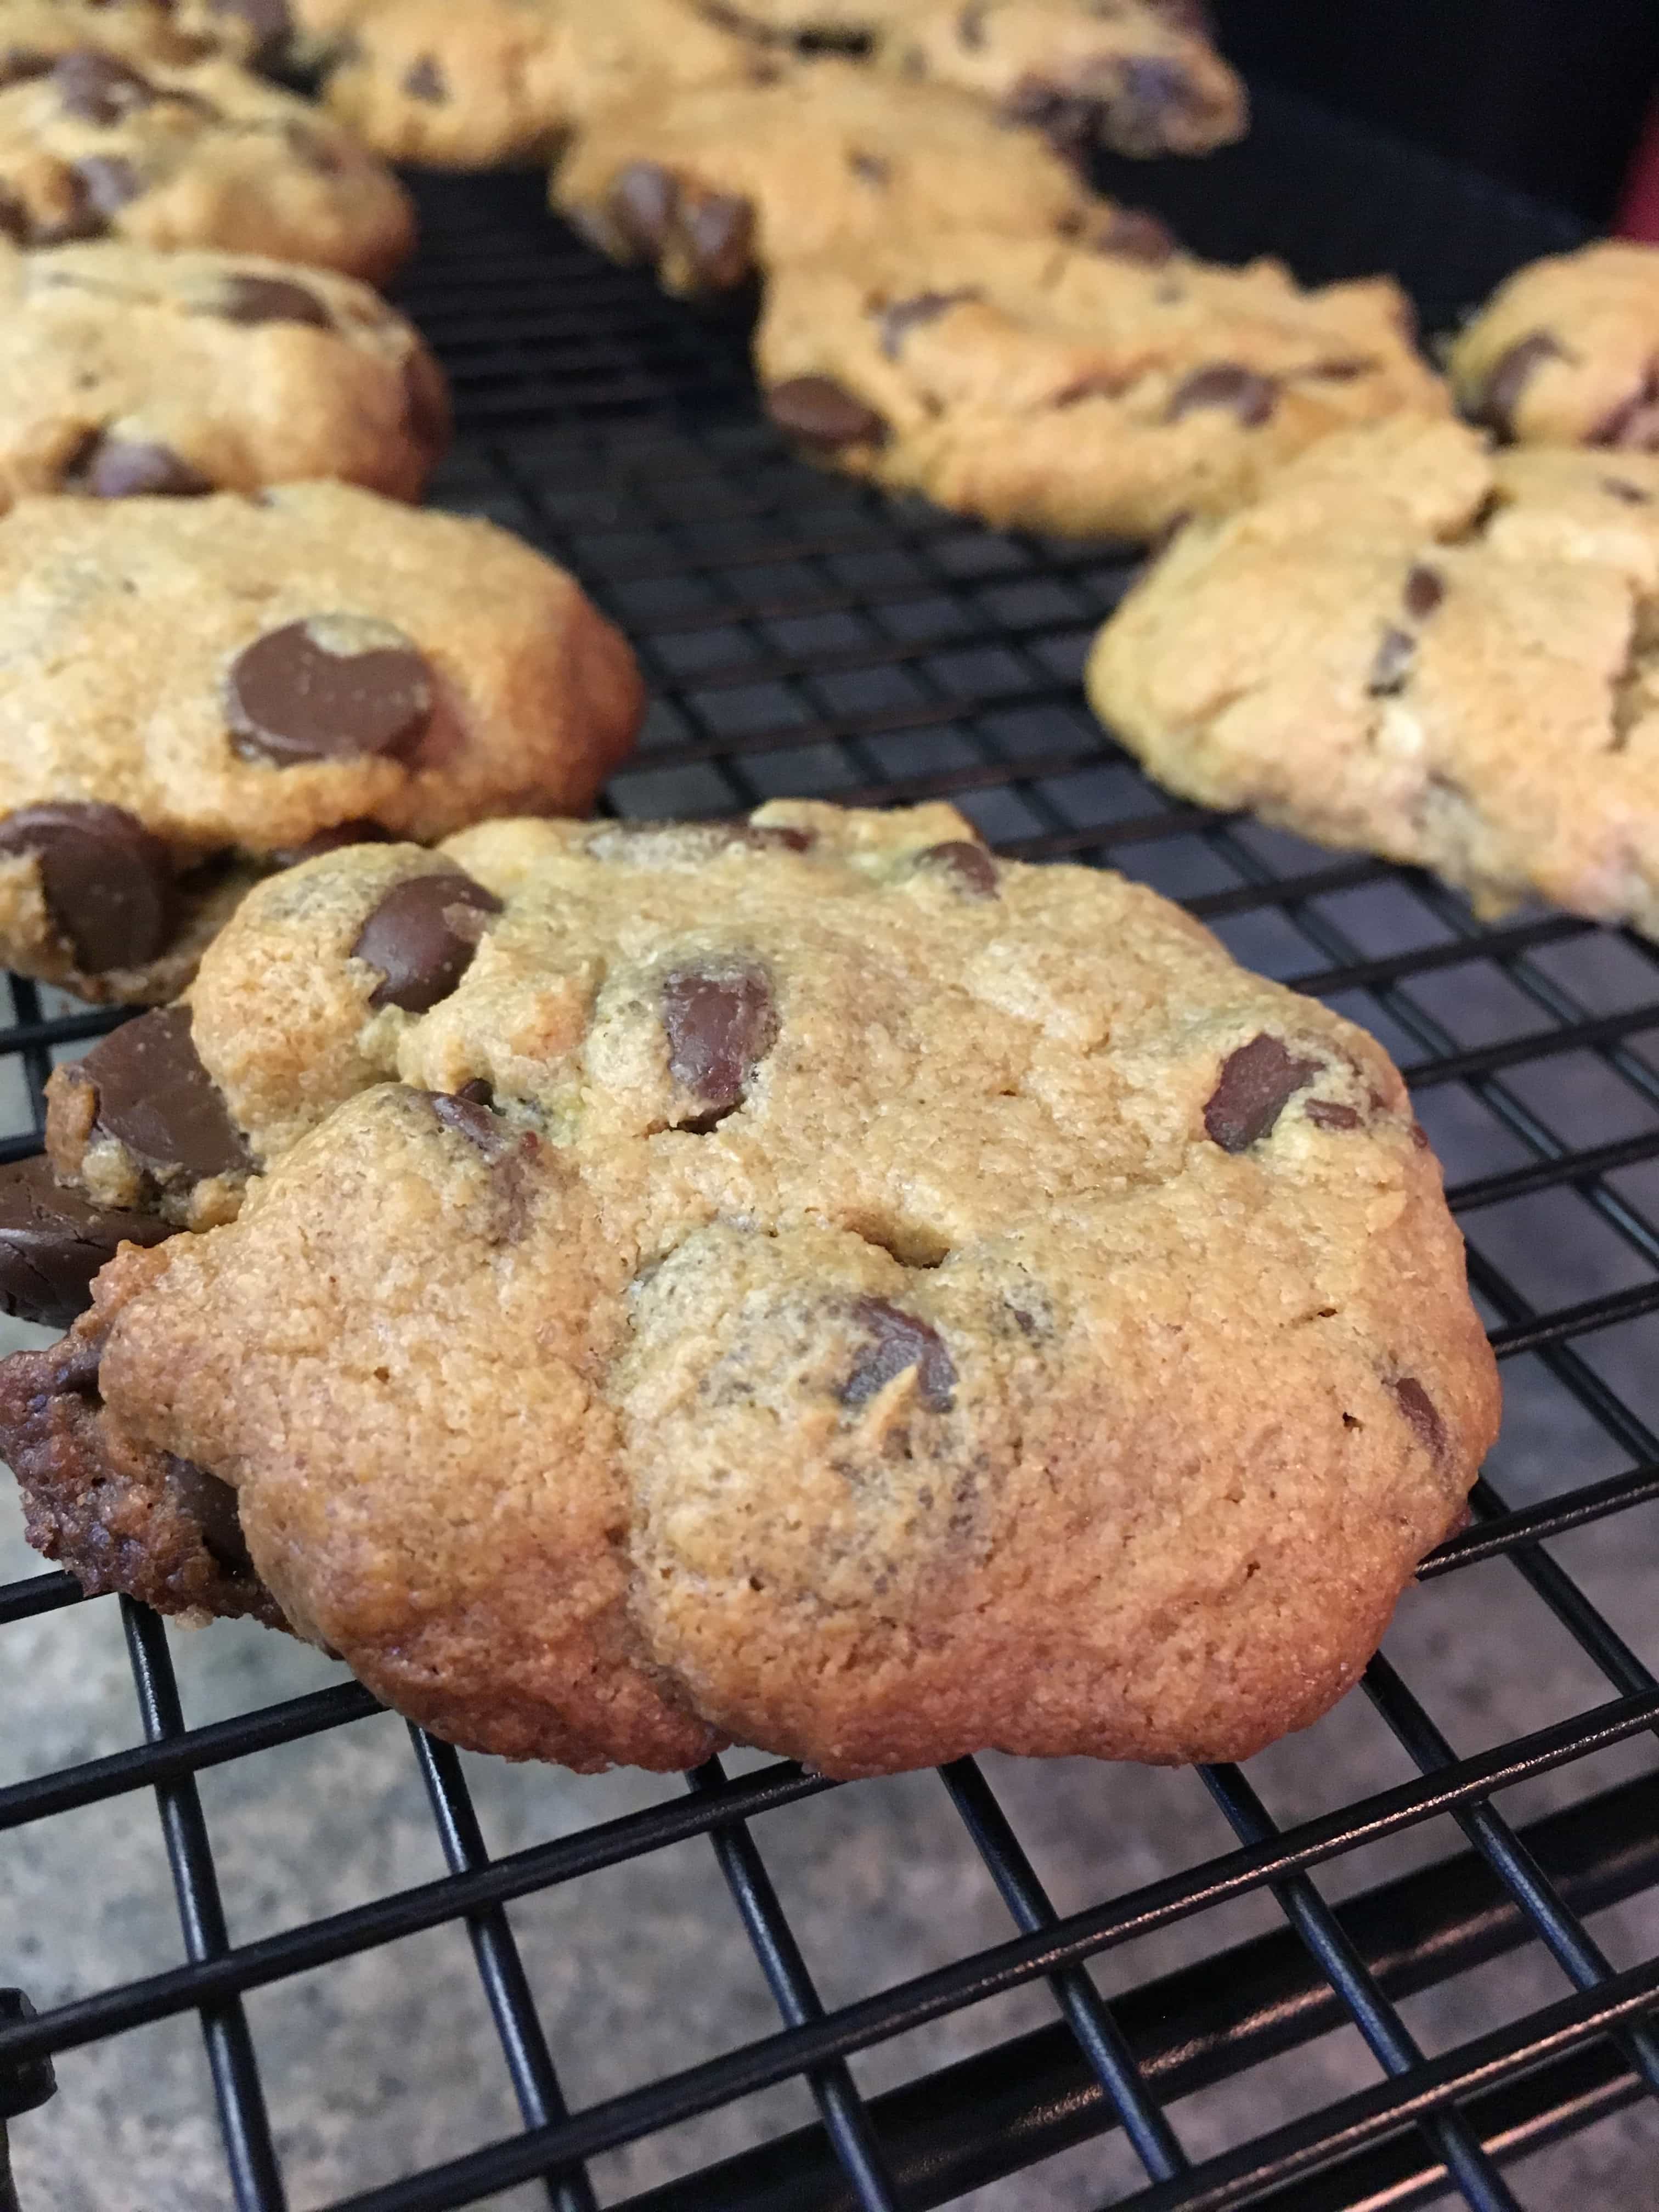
xmin=756 ymin=227 xmax=1446 ymax=540
xmin=1088 ymin=414 xmax=1659 ymax=932
xmin=0 ymin=42 xmax=414 ymax=278
xmin=0 ymin=802 xmax=1498 ymax=1776
xmin=552 ymin=62 xmax=1092 ymax=296
xmin=0 ymin=2 xmax=211 ymax=66
xmin=0 ymin=484 xmax=642 ymax=1002
xmin=0 ymin=236 xmax=447 ymax=505
xmin=320 ymin=0 xmax=768 ymax=168
xmin=1448 ymin=241 xmax=1659 ymax=450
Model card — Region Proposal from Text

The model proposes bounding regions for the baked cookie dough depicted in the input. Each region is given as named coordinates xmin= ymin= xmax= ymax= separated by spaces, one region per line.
xmin=0 ymin=41 xmax=414 ymax=278
xmin=1449 ymin=240 xmax=1659 ymax=450
xmin=756 ymin=226 xmax=1446 ymax=540
xmin=0 ymin=802 xmax=1497 ymax=1776
xmin=0 ymin=484 xmax=642 ymax=1002
xmin=1088 ymin=414 xmax=1659 ymax=931
xmin=0 ymin=236 xmax=447 ymax=505
xmin=552 ymin=62 xmax=1092 ymax=296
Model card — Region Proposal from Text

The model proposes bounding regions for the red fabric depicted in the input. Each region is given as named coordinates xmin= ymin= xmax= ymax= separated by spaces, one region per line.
xmin=1616 ymin=91 xmax=1659 ymax=239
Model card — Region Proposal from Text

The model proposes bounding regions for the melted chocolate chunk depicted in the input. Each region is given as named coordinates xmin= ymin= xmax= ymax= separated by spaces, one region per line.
xmin=1204 ymin=1035 xmax=1320 ymax=1152
xmin=430 ymin=1088 xmax=512 ymax=1159
xmin=608 ymin=161 xmax=678 ymax=257
xmin=1367 ymin=625 xmax=1416 ymax=696
xmin=680 ymin=193 xmax=753 ymax=289
xmin=0 ymin=802 xmax=173 ymax=972
xmin=70 ymin=436 xmax=212 ymax=498
xmin=1115 ymin=55 xmax=1199 ymax=149
xmin=0 ymin=1155 xmax=171 ymax=1329
xmin=915 ymin=840 xmax=998 ymax=898
xmin=1305 ymin=1099 xmax=1362 ymax=1132
xmin=766 ymin=376 xmax=888 ymax=452
xmin=842 ymin=1297 xmax=956 ymax=1412
xmin=1091 ymin=206 xmax=1177 ymax=265
xmin=0 ymin=50 xmax=55 ymax=89
xmin=661 ymin=962 xmax=777 ymax=1126
xmin=1403 ymin=563 xmax=1445 ymax=620
xmin=74 ymin=155 xmax=144 ymax=220
xmin=212 ymin=0 xmax=291 ymax=60
xmin=1167 ymin=363 xmax=1278 ymax=426
xmin=403 ymin=53 xmax=445 ymax=100
xmin=957 ymin=1 xmax=985 ymax=46
xmin=215 ymin=273 xmax=332 ymax=328
xmin=52 ymin=48 xmax=156 ymax=123
xmin=77 ymin=1007 xmax=251 ymax=1183
xmin=167 ymin=1456 xmax=252 ymax=1576
xmin=272 ymin=819 xmax=396 ymax=866
xmin=1390 ymin=1375 xmax=1446 ymax=1459
xmin=1602 ymin=476 xmax=1652 ymax=504
xmin=848 ymin=150 xmax=889 ymax=184
xmin=1471 ymin=330 xmax=1566 ymax=439
xmin=1591 ymin=359 xmax=1659 ymax=450
xmin=225 ymin=617 xmax=435 ymax=765
xmin=0 ymin=185 xmax=30 ymax=241
xmin=351 ymin=870 xmax=501 ymax=1013
xmin=877 ymin=289 xmax=976 ymax=360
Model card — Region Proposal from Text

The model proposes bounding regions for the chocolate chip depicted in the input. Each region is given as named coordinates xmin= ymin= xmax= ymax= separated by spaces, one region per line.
xmin=167 ymin=1455 xmax=252 ymax=1576
xmin=273 ymin=819 xmax=396 ymax=866
xmin=0 ymin=49 xmax=55 ymax=89
xmin=1167 ymin=363 xmax=1278 ymax=426
xmin=76 ymin=1007 xmax=250 ymax=1183
xmin=662 ymin=962 xmax=777 ymax=1126
xmin=0 ymin=185 xmax=30 ymax=241
xmin=69 ymin=436 xmax=213 ymax=498
xmin=1204 ymin=1034 xmax=1320 ymax=1152
xmin=744 ymin=822 xmax=815 ymax=851
xmin=1390 ymin=1375 xmax=1446 ymax=1459
xmin=225 ymin=617 xmax=435 ymax=765
xmin=27 ymin=171 xmax=103 ymax=245
xmin=351 ymin=870 xmax=501 ymax=1013
xmin=1591 ymin=359 xmax=1659 ymax=450
xmin=1091 ymin=206 xmax=1177 ymax=265
xmin=1403 ymin=563 xmax=1445 ymax=620
xmin=403 ymin=53 xmax=444 ymax=100
xmin=848 ymin=150 xmax=889 ymax=184
xmin=52 ymin=48 xmax=157 ymax=123
xmin=73 ymin=155 xmax=144 ymax=219
xmin=214 ymin=273 xmax=332 ymax=328
xmin=680 ymin=193 xmax=753 ymax=289
xmin=766 ymin=376 xmax=888 ymax=452
xmin=877 ymin=289 xmax=975 ymax=360
xmin=1602 ymin=476 xmax=1652 ymax=504
xmin=957 ymin=2 xmax=985 ymax=46
xmin=0 ymin=802 xmax=173 ymax=971
xmin=1470 ymin=330 xmax=1565 ymax=439
xmin=608 ymin=161 xmax=678 ymax=257
xmin=915 ymin=840 xmax=998 ymax=898
xmin=1368 ymin=626 xmax=1416 ymax=696
xmin=0 ymin=1155 xmax=171 ymax=1329
xmin=455 ymin=1077 xmax=494 ymax=1106
xmin=211 ymin=0 xmax=291 ymax=60
xmin=1116 ymin=56 xmax=1200 ymax=150
xmin=1305 ymin=1099 xmax=1362 ymax=1131
xmin=998 ymin=80 xmax=1096 ymax=159
xmin=842 ymin=1297 xmax=956 ymax=1412
xmin=1307 ymin=356 xmax=1373 ymax=382
xmin=430 ymin=1088 xmax=512 ymax=1159
xmin=402 ymin=349 xmax=450 ymax=459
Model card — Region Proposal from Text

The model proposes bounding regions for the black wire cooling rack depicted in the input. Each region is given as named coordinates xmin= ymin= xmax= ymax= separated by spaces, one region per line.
xmin=3 ymin=84 xmax=1659 ymax=2212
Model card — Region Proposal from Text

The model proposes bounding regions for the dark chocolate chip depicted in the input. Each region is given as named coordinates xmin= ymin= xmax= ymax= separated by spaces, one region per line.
xmin=1367 ymin=625 xmax=1416 ymax=696
xmin=1167 ymin=363 xmax=1278 ymax=426
xmin=1306 ymin=356 xmax=1373 ymax=381
xmin=225 ymin=617 xmax=435 ymax=765
xmin=1403 ymin=563 xmax=1445 ymax=620
xmin=0 ymin=49 xmax=55 ymax=89
xmin=402 ymin=348 xmax=450 ymax=459
xmin=1470 ymin=330 xmax=1566 ymax=439
xmin=765 ymin=376 xmax=888 ymax=452
xmin=1115 ymin=55 xmax=1200 ymax=149
xmin=73 ymin=154 xmax=144 ymax=219
xmin=402 ymin=53 xmax=444 ymax=100
xmin=272 ymin=819 xmax=396 ymax=866
xmin=167 ymin=1455 xmax=252 ymax=1576
xmin=454 ymin=1077 xmax=494 ymax=1106
xmin=1204 ymin=1034 xmax=1320 ymax=1152
xmin=679 ymin=192 xmax=753 ymax=289
xmin=430 ymin=1088 xmax=511 ymax=1159
xmin=998 ymin=79 xmax=1096 ymax=159
xmin=214 ymin=273 xmax=332 ymax=328
xmin=608 ymin=161 xmax=678 ymax=257
xmin=1305 ymin=1099 xmax=1362 ymax=1131
xmin=1091 ymin=206 xmax=1177 ymax=265
xmin=744 ymin=822 xmax=815 ymax=851
xmin=52 ymin=48 xmax=157 ymax=123
xmin=0 ymin=1155 xmax=171 ymax=1329
xmin=1390 ymin=1374 xmax=1446 ymax=1459
xmin=211 ymin=0 xmax=291 ymax=60
xmin=848 ymin=150 xmax=889 ymax=184
xmin=0 ymin=802 xmax=173 ymax=971
xmin=1602 ymin=476 xmax=1652 ymax=504
xmin=662 ymin=962 xmax=777 ymax=1126
xmin=78 ymin=1007 xmax=251 ymax=1182
xmin=0 ymin=185 xmax=30 ymax=242
xmin=351 ymin=870 xmax=501 ymax=1013
xmin=1590 ymin=359 xmax=1659 ymax=450
xmin=877 ymin=289 xmax=976 ymax=360
xmin=957 ymin=2 xmax=985 ymax=46
xmin=27 ymin=170 xmax=104 ymax=246
xmin=842 ymin=1296 xmax=956 ymax=1412
xmin=915 ymin=840 xmax=998 ymax=898
xmin=70 ymin=436 xmax=213 ymax=498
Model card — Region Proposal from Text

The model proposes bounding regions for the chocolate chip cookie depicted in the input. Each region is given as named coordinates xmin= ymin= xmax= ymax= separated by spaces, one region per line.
xmin=0 ymin=235 xmax=447 ymax=504
xmin=319 ymin=0 xmax=767 ymax=168
xmin=0 ymin=483 xmax=642 ymax=1002
xmin=1449 ymin=240 xmax=1659 ymax=450
xmin=1088 ymin=413 xmax=1659 ymax=932
xmin=0 ymin=802 xmax=1498 ymax=1776
xmin=552 ymin=61 xmax=1092 ymax=296
xmin=756 ymin=226 xmax=1446 ymax=540
xmin=0 ymin=41 xmax=414 ymax=278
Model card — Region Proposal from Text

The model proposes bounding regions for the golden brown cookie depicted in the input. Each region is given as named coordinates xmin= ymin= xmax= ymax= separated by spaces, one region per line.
xmin=1087 ymin=414 xmax=1659 ymax=931
xmin=0 ymin=485 xmax=642 ymax=1003
xmin=0 ymin=803 xmax=1498 ymax=1777
xmin=1449 ymin=240 xmax=1659 ymax=450
xmin=755 ymin=224 xmax=1446 ymax=539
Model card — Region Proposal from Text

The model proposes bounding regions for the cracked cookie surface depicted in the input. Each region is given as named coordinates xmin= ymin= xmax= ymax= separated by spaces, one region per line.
xmin=1449 ymin=240 xmax=1659 ymax=451
xmin=1088 ymin=414 xmax=1659 ymax=932
xmin=755 ymin=226 xmax=1446 ymax=540
xmin=0 ymin=802 xmax=1497 ymax=1776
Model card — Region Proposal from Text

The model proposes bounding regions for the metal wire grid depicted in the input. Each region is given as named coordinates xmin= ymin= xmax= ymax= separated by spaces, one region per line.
xmin=0 ymin=132 xmax=1657 ymax=2212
